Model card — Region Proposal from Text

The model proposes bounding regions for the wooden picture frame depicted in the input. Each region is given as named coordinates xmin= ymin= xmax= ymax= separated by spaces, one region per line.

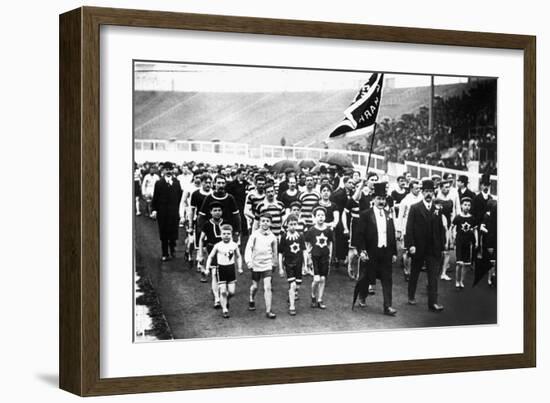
xmin=59 ymin=6 xmax=536 ymax=396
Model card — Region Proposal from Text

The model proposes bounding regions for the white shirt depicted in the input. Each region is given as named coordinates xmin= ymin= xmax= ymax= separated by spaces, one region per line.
xmin=215 ymin=240 xmax=238 ymax=266
xmin=374 ymin=207 xmax=387 ymax=248
xmin=141 ymin=173 xmax=159 ymax=197
xmin=245 ymin=230 xmax=277 ymax=272
xmin=423 ymin=200 xmax=432 ymax=211
xmin=397 ymin=192 xmax=423 ymax=233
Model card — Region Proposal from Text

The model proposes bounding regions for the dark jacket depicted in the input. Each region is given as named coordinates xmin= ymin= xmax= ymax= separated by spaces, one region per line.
xmin=405 ymin=200 xmax=446 ymax=257
xmin=226 ymin=179 xmax=249 ymax=211
xmin=152 ymin=178 xmax=183 ymax=240
xmin=357 ymin=208 xmax=397 ymax=257
xmin=472 ymin=192 xmax=493 ymax=226
xmin=330 ymin=187 xmax=350 ymax=214
xmin=481 ymin=205 xmax=497 ymax=249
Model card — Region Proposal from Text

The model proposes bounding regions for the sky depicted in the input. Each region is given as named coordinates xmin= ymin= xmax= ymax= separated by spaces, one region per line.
xmin=134 ymin=62 xmax=469 ymax=92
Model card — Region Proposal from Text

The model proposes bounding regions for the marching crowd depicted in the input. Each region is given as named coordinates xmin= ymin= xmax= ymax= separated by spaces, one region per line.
xmin=134 ymin=160 xmax=497 ymax=320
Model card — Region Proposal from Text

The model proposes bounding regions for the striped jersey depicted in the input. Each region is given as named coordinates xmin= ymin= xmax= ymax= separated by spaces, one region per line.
xmin=255 ymin=199 xmax=285 ymax=235
xmin=245 ymin=190 xmax=266 ymax=219
xmin=298 ymin=190 xmax=320 ymax=227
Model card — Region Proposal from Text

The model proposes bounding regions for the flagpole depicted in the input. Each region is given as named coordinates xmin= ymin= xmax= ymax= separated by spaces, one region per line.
xmin=366 ymin=122 xmax=378 ymax=173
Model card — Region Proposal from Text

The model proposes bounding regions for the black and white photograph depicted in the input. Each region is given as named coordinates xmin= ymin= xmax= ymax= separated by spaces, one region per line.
xmin=133 ymin=61 xmax=498 ymax=341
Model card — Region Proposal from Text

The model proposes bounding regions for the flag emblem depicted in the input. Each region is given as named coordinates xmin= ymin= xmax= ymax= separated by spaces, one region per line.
xmin=328 ymin=73 xmax=384 ymax=139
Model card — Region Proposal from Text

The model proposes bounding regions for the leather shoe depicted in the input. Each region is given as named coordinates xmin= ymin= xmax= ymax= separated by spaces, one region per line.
xmin=384 ymin=307 xmax=397 ymax=316
xmin=407 ymin=299 xmax=417 ymax=305
xmin=429 ymin=304 xmax=444 ymax=312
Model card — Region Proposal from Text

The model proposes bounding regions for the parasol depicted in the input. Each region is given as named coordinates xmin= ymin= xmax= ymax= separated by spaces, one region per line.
xmin=298 ymin=159 xmax=317 ymax=169
xmin=319 ymin=153 xmax=354 ymax=168
xmin=440 ymin=147 xmax=458 ymax=160
xmin=271 ymin=159 xmax=299 ymax=174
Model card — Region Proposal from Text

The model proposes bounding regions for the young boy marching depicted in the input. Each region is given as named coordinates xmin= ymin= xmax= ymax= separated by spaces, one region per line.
xmin=198 ymin=201 xmax=225 ymax=308
xmin=278 ymin=214 xmax=308 ymax=315
xmin=452 ymin=197 xmax=478 ymax=289
xmin=245 ymin=213 xmax=279 ymax=319
xmin=305 ymin=206 xmax=334 ymax=309
xmin=284 ymin=201 xmax=307 ymax=235
xmin=205 ymin=224 xmax=243 ymax=318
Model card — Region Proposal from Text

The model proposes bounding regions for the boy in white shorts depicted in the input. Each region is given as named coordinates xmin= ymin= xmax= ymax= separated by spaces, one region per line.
xmin=245 ymin=213 xmax=278 ymax=319
xmin=205 ymin=224 xmax=243 ymax=318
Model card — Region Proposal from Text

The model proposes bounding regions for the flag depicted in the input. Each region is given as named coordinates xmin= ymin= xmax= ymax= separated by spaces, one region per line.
xmin=329 ymin=73 xmax=384 ymax=139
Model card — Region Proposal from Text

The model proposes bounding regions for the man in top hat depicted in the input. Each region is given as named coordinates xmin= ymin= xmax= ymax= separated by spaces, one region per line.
xmin=354 ymin=182 xmax=398 ymax=315
xmin=405 ymin=179 xmax=446 ymax=312
xmin=457 ymin=174 xmax=475 ymax=205
xmin=472 ymin=173 xmax=494 ymax=226
xmin=151 ymin=162 xmax=184 ymax=261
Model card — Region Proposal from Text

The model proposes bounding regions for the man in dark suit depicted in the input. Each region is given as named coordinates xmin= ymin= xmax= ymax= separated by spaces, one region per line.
xmin=330 ymin=175 xmax=355 ymax=265
xmin=405 ymin=179 xmax=446 ymax=312
xmin=226 ymin=167 xmax=250 ymax=237
xmin=151 ymin=162 xmax=183 ymax=262
xmin=355 ymin=182 xmax=398 ymax=316
xmin=472 ymin=173 xmax=493 ymax=226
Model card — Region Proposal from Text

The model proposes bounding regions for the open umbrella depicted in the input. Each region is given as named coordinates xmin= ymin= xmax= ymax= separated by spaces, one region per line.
xmin=311 ymin=163 xmax=328 ymax=174
xmin=319 ymin=153 xmax=354 ymax=168
xmin=398 ymin=149 xmax=411 ymax=159
xmin=298 ymin=159 xmax=317 ymax=169
xmin=440 ymin=147 xmax=458 ymax=160
xmin=413 ymin=148 xmax=424 ymax=157
xmin=352 ymin=266 xmax=370 ymax=309
xmin=271 ymin=159 xmax=299 ymax=174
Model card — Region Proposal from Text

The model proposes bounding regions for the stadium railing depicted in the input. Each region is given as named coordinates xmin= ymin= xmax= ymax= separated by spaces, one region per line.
xmin=134 ymin=139 xmax=249 ymax=155
xmin=134 ymin=140 xmax=496 ymax=195
xmin=404 ymin=160 xmax=498 ymax=196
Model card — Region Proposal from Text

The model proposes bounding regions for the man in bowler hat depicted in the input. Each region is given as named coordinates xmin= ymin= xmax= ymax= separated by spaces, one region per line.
xmin=151 ymin=162 xmax=183 ymax=261
xmin=405 ymin=179 xmax=446 ymax=312
xmin=354 ymin=182 xmax=398 ymax=316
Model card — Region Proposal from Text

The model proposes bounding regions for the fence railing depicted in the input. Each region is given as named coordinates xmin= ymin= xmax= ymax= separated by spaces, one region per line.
xmin=134 ymin=140 xmax=496 ymax=194
xmin=134 ymin=140 xmax=249 ymax=156
xmin=404 ymin=160 xmax=497 ymax=195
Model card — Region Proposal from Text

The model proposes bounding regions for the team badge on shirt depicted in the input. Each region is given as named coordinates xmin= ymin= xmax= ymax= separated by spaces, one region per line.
xmin=315 ymin=233 xmax=328 ymax=248
xmin=225 ymin=250 xmax=235 ymax=261
xmin=461 ymin=222 xmax=473 ymax=232
xmin=289 ymin=242 xmax=301 ymax=254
